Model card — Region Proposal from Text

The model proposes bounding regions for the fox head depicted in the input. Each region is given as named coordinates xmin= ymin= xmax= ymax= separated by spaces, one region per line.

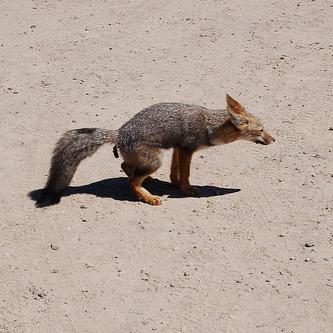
xmin=226 ymin=94 xmax=275 ymax=145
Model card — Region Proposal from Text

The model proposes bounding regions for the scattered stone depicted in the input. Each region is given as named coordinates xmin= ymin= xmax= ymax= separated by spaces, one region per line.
xmin=80 ymin=205 xmax=88 ymax=209
xmin=50 ymin=244 xmax=59 ymax=250
xmin=236 ymin=280 xmax=242 ymax=284
xmin=304 ymin=258 xmax=311 ymax=262
xmin=289 ymin=256 xmax=296 ymax=261
xmin=323 ymin=257 xmax=329 ymax=261
xmin=51 ymin=269 xmax=59 ymax=273
xmin=304 ymin=242 xmax=314 ymax=248
xmin=29 ymin=286 xmax=47 ymax=300
xmin=278 ymin=234 xmax=285 ymax=237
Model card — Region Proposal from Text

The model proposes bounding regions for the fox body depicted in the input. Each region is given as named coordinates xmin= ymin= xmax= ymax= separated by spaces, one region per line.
xmin=37 ymin=95 xmax=275 ymax=207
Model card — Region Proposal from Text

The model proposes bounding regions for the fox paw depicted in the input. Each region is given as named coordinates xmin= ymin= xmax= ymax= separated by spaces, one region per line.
xmin=144 ymin=195 xmax=162 ymax=206
xmin=181 ymin=186 xmax=200 ymax=197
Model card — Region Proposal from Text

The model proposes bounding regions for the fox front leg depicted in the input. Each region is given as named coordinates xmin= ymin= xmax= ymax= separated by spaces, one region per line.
xmin=178 ymin=148 xmax=200 ymax=197
xmin=170 ymin=148 xmax=180 ymax=187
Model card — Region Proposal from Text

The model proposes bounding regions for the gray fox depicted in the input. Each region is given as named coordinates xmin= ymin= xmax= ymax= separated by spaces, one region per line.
xmin=36 ymin=94 xmax=275 ymax=206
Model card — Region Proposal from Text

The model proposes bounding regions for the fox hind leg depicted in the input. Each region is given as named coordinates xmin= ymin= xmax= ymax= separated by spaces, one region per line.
xmin=121 ymin=162 xmax=134 ymax=177
xmin=130 ymin=172 xmax=161 ymax=205
xmin=125 ymin=148 xmax=162 ymax=205
xmin=122 ymin=161 xmax=153 ymax=183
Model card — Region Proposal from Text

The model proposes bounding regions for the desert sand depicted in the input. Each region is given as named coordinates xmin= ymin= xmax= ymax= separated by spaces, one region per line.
xmin=0 ymin=0 xmax=332 ymax=332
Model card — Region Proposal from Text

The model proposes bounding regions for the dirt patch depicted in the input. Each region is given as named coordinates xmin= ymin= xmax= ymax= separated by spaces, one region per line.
xmin=0 ymin=0 xmax=332 ymax=332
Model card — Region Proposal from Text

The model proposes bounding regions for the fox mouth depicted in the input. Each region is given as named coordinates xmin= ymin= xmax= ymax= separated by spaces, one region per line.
xmin=255 ymin=139 xmax=267 ymax=145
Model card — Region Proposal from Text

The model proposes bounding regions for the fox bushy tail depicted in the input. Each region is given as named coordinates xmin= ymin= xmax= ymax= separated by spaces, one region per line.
xmin=37 ymin=128 xmax=117 ymax=207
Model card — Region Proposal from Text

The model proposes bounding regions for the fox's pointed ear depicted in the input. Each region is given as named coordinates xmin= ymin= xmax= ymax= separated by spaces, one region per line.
xmin=226 ymin=94 xmax=246 ymax=114
xmin=227 ymin=108 xmax=249 ymax=130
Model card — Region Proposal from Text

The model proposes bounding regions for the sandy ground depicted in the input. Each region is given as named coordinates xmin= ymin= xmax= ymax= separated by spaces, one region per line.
xmin=1 ymin=0 xmax=332 ymax=332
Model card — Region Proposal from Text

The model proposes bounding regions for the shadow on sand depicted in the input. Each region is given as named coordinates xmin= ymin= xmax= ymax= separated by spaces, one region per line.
xmin=29 ymin=177 xmax=240 ymax=206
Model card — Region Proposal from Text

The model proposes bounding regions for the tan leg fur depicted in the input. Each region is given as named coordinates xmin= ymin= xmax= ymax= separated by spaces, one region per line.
xmin=178 ymin=148 xmax=199 ymax=196
xmin=129 ymin=174 xmax=161 ymax=205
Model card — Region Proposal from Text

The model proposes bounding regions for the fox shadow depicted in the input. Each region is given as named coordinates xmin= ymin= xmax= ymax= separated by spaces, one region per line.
xmin=29 ymin=177 xmax=240 ymax=205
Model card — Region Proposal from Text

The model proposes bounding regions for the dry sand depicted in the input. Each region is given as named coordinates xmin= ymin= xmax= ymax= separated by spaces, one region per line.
xmin=1 ymin=0 xmax=332 ymax=332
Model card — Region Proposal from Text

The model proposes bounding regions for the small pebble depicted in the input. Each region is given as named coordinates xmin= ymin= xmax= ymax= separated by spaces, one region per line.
xmin=304 ymin=242 xmax=314 ymax=247
xmin=289 ymin=256 xmax=296 ymax=261
xmin=305 ymin=258 xmax=311 ymax=262
xmin=50 ymin=244 xmax=59 ymax=250
xmin=80 ymin=205 xmax=88 ymax=209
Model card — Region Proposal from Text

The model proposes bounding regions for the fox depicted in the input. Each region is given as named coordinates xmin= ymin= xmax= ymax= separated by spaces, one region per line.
xmin=35 ymin=94 xmax=275 ymax=207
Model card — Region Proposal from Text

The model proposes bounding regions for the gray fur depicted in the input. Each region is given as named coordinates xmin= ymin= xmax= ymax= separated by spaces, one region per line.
xmin=117 ymin=103 xmax=229 ymax=152
xmin=44 ymin=128 xmax=116 ymax=200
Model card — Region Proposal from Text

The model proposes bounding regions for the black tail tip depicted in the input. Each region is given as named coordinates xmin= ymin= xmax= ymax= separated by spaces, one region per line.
xmin=28 ymin=189 xmax=62 ymax=208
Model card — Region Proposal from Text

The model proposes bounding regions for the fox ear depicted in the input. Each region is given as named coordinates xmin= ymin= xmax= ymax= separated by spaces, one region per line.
xmin=227 ymin=108 xmax=249 ymax=130
xmin=226 ymin=94 xmax=246 ymax=115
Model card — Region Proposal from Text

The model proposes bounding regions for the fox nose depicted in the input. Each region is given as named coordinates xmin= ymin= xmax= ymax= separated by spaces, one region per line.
xmin=263 ymin=130 xmax=275 ymax=144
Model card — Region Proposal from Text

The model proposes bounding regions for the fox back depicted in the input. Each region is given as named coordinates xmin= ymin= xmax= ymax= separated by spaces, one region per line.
xmin=117 ymin=103 xmax=230 ymax=152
